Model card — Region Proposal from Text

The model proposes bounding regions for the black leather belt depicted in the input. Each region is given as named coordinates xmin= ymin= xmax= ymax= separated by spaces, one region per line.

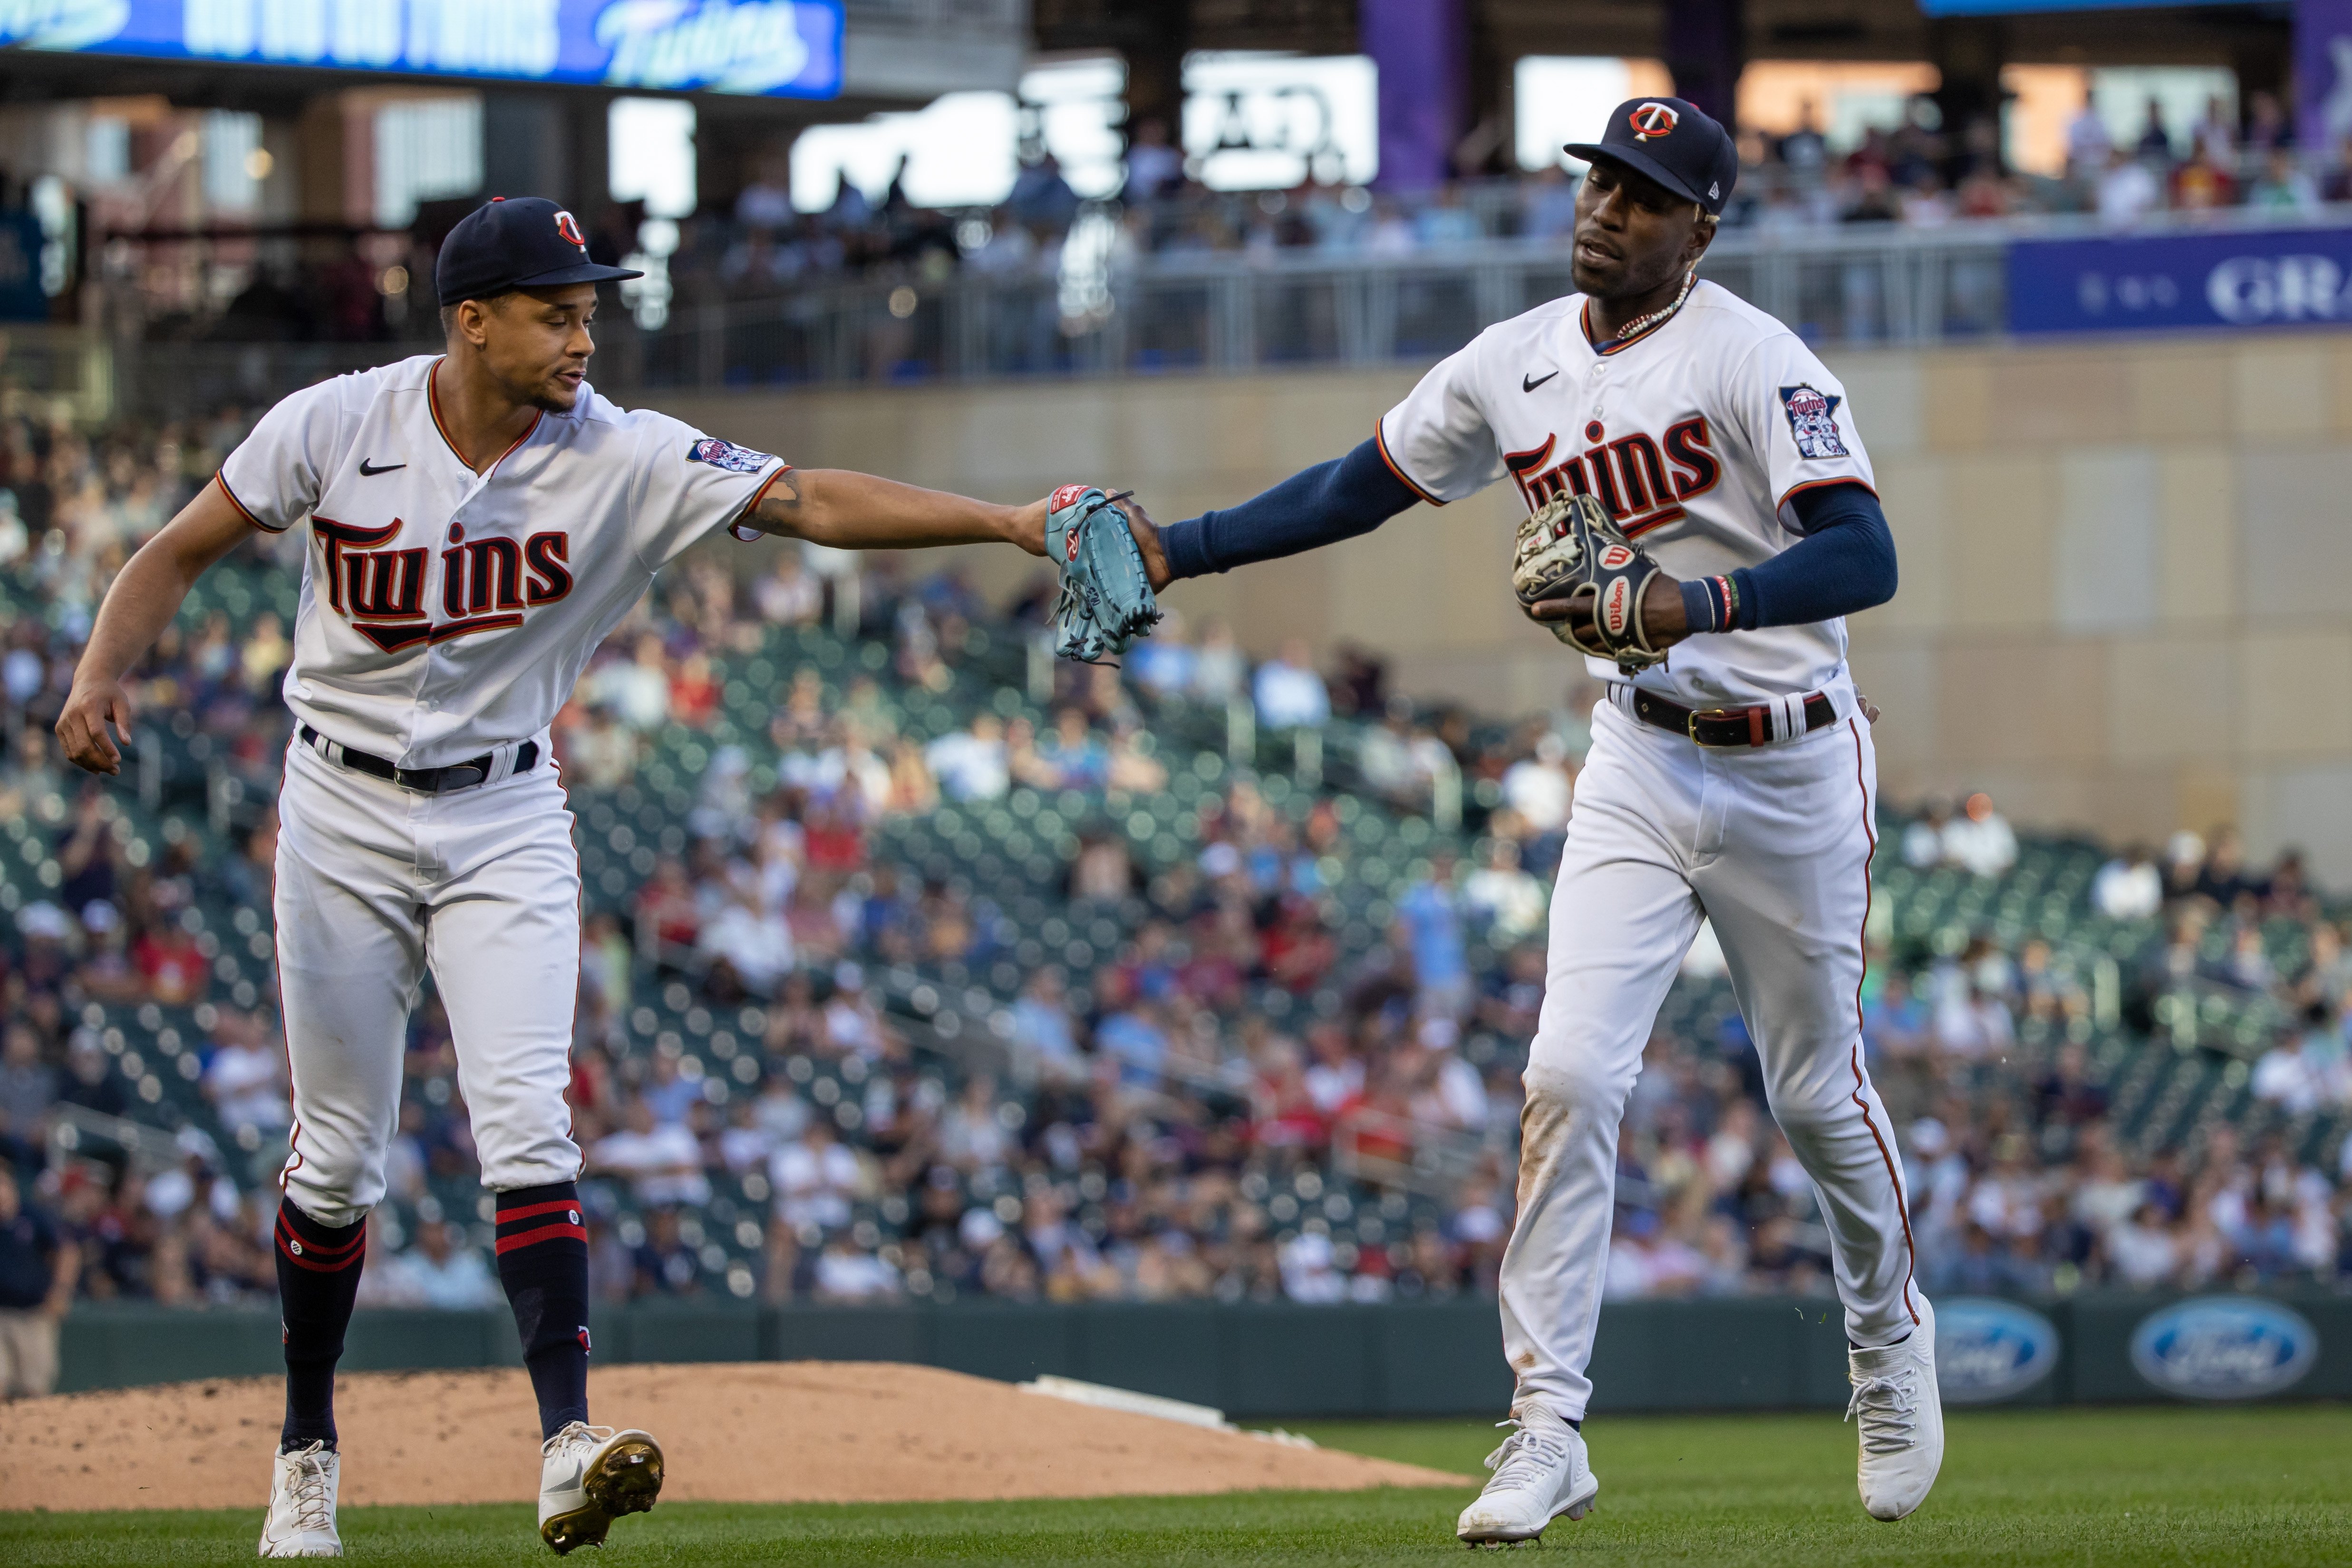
xmin=300 ymin=724 xmax=538 ymax=794
xmin=1624 ymin=688 xmax=1839 ymax=749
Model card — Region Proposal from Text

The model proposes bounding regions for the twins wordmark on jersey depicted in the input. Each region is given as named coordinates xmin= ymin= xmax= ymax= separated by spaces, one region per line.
xmin=1374 ymin=279 xmax=1874 ymax=705
xmin=312 ymin=515 xmax=573 ymax=653
xmin=1502 ymin=415 xmax=1721 ymax=538
xmin=218 ymin=354 xmax=784 ymax=767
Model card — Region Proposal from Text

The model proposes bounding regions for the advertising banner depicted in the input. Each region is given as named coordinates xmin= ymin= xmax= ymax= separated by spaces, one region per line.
xmin=2006 ymin=224 xmax=2352 ymax=336
xmin=1934 ymin=1298 xmax=2062 ymax=1405
xmin=0 ymin=0 xmax=843 ymax=100
xmin=2129 ymin=1297 xmax=2319 ymax=1401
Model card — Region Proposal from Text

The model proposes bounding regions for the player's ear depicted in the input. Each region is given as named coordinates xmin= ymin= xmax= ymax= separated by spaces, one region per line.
xmin=1684 ymin=211 xmax=1719 ymax=270
xmin=451 ymin=297 xmax=495 ymax=349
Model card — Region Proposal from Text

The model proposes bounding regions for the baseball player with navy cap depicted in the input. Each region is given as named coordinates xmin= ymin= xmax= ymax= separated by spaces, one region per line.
xmin=1104 ymin=96 xmax=1939 ymax=1539
xmin=56 ymin=195 xmax=1112 ymax=1557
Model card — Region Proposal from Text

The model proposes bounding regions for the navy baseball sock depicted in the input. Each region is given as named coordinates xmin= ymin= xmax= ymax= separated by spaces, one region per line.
xmin=274 ymin=1199 xmax=367 ymax=1452
xmin=495 ymin=1181 xmax=592 ymax=1440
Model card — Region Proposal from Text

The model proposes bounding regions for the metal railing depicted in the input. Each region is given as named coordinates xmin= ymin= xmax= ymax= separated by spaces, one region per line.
xmin=601 ymin=205 xmax=2352 ymax=389
xmin=29 ymin=206 xmax=2352 ymax=419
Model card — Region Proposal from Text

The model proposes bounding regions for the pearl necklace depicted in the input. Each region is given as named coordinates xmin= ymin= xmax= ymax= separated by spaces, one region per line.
xmin=1592 ymin=269 xmax=1696 ymax=352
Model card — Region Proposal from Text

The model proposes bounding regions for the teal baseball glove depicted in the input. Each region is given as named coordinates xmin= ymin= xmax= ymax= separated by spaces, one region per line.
xmin=1045 ymin=484 xmax=1161 ymax=664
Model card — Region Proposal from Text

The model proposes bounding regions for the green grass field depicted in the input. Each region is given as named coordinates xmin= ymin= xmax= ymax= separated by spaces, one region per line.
xmin=7 ymin=1406 xmax=2348 ymax=1567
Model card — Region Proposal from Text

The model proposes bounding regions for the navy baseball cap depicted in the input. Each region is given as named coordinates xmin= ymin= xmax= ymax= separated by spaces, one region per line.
xmin=434 ymin=196 xmax=642 ymax=307
xmin=1565 ymin=97 xmax=1739 ymax=216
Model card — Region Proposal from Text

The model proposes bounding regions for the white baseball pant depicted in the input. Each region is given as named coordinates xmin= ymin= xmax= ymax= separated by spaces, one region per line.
xmin=272 ymin=735 xmax=583 ymax=1228
xmin=1500 ymin=689 xmax=1920 ymax=1421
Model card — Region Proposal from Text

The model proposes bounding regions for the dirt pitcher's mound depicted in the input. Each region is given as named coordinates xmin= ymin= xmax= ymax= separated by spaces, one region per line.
xmin=4 ymin=1362 xmax=1466 ymax=1511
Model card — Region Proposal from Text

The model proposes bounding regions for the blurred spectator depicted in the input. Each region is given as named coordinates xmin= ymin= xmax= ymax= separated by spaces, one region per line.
xmin=927 ymin=713 xmax=1009 ymax=802
xmin=1191 ymin=621 xmax=1247 ymax=704
xmin=1253 ymin=638 xmax=1330 ymax=729
xmin=1123 ymin=119 xmax=1185 ymax=201
xmin=0 ymin=1163 xmax=77 ymax=1398
xmin=1397 ymin=852 xmax=1470 ymax=1018
xmin=2097 ymin=148 xmax=2162 ymax=226
xmin=1464 ymin=840 xmax=1548 ymax=942
xmin=0 ymin=1025 xmax=56 ymax=1141
xmin=1501 ymin=734 xmax=1575 ymax=837
xmin=204 ymin=1012 xmax=289 ymax=1135
xmin=1941 ymin=792 xmax=2018 ymax=880
xmin=592 ymin=1100 xmax=711 ymax=1208
xmin=755 ymin=553 xmax=824 ymax=628
xmin=370 ymin=1219 xmax=501 ymax=1310
xmin=630 ymin=1207 xmax=703 ymax=1297
xmin=2094 ymin=845 xmax=2164 ymax=922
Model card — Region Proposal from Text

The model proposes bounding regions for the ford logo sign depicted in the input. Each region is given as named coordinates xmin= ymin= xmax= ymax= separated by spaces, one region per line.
xmin=1935 ymin=1298 xmax=2060 ymax=1404
xmin=2129 ymin=1297 xmax=2318 ymax=1401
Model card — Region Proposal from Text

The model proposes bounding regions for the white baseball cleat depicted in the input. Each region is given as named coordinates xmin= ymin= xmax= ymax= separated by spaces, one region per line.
xmin=1455 ymin=1404 xmax=1598 ymax=1546
xmin=538 ymin=1422 xmax=666 ymax=1555
xmin=1848 ymin=1295 xmax=1944 ymax=1521
xmin=258 ymin=1441 xmax=342 ymax=1558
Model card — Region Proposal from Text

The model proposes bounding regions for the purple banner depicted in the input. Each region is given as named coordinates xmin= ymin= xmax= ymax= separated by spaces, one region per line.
xmin=2299 ymin=0 xmax=2352 ymax=158
xmin=1361 ymin=0 xmax=1464 ymax=188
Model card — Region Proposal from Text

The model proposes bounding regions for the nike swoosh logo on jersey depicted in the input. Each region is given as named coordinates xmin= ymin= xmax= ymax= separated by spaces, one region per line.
xmin=357 ymin=459 xmax=405 ymax=476
xmin=1522 ymin=371 xmax=1559 ymax=393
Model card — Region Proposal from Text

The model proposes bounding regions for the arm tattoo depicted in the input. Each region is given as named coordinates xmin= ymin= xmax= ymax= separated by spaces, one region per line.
xmin=752 ymin=470 xmax=804 ymax=535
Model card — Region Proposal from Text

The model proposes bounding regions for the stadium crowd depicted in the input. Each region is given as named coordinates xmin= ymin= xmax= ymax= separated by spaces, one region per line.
xmin=1 ymin=400 xmax=2350 ymax=1403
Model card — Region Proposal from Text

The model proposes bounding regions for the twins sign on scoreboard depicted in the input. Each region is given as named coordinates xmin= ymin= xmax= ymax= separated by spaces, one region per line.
xmin=0 ymin=0 xmax=844 ymax=99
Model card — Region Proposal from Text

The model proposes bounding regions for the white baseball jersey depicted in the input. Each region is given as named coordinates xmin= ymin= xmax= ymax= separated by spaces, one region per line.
xmin=218 ymin=354 xmax=785 ymax=768
xmin=1376 ymin=280 xmax=1873 ymax=708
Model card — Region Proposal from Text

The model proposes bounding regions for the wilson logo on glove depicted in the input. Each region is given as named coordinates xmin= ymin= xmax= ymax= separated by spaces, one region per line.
xmin=1603 ymin=577 xmax=1634 ymax=635
xmin=1510 ymin=491 xmax=1669 ymax=674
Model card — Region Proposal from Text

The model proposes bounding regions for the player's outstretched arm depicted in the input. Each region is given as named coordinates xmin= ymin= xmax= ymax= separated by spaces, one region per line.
xmin=1146 ymin=440 xmax=1421 ymax=588
xmin=58 ymin=478 xmax=254 ymax=776
xmin=739 ymin=468 xmax=1054 ymax=557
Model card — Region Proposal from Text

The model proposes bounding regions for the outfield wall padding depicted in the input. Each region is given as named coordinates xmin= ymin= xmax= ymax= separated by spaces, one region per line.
xmin=53 ymin=1293 xmax=2352 ymax=1415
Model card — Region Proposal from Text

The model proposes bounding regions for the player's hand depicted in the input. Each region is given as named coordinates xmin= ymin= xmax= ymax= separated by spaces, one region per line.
xmin=1106 ymin=494 xmax=1172 ymax=591
xmin=1007 ymin=496 xmax=1052 ymax=557
xmin=57 ymin=677 xmax=136 ymax=775
xmin=1858 ymin=693 xmax=1882 ymax=726
xmin=1524 ymin=574 xmax=1692 ymax=651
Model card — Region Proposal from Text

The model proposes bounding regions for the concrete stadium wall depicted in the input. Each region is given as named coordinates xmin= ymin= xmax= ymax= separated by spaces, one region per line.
xmin=55 ymin=1293 xmax=2352 ymax=1414
xmin=648 ymin=328 xmax=2352 ymax=881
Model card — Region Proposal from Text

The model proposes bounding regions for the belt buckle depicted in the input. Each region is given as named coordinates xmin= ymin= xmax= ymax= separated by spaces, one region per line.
xmin=1686 ymin=707 xmax=1740 ymax=747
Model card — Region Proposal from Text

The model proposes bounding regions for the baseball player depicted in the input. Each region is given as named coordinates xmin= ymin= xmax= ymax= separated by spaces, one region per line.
xmin=1112 ymin=98 xmax=1937 ymax=1539
xmin=54 ymin=197 xmax=1133 ymax=1557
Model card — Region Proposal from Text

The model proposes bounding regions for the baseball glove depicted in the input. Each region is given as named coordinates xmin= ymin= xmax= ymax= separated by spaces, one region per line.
xmin=1511 ymin=491 xmax=1669 ymax=674
xmin=1046 ymin=484 xmax=1161 ymax=664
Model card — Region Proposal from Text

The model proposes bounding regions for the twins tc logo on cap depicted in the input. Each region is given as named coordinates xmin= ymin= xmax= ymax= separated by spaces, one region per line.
xmin=1629 ymin=102 xmax=1679 ymax=141
xmin=1778 ymin=384 xmax=1850 ymax=459
xmin=554 ymin=210 xmax=587 ymax=251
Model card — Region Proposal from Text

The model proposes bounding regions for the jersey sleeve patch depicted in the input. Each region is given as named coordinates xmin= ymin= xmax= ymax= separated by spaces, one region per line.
xmin=688 ymin=437 xmax=775 ymax=474
xmin=1778 ymin=384 xmax=1849 ymax=460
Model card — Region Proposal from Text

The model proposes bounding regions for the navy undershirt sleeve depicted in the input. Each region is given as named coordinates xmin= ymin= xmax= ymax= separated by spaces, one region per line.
xmin=1674 ymin=482 xmax=1897 ymax=633
xmin=1161 ymin=440 xmax=1423 ymax=581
